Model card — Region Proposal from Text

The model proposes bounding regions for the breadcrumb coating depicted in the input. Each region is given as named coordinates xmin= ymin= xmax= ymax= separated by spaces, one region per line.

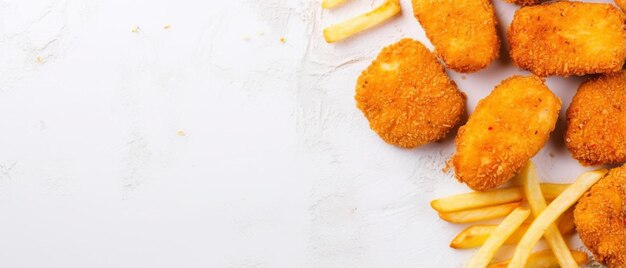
xmin=574 ymin=165 xmax=626 ymax=268
xmin=412 ymin=0 xmax=500 ymax=73
xmin=506 ymin=0 xmax=546 ymax=6
xmin=508 ymin=2 xmax=626 ymax=77
xmin=565 ymin=71 xmax=626 ymax=166
xmin=355 ymin=38 xmax=466 ymax=148
xmin=617 ymin=0 xmax=626 ymax=11
xmin=452 ymin=76 xmax=561 ymax=191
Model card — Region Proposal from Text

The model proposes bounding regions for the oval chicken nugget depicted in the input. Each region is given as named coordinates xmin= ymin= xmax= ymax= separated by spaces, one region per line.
xmin=566 ymin=71 xmax=626 ymax=166
xmin=355 ymin=38 xmax=466 ymax=148
xmin=412 ymin=0 xmax=500 ymax=73
xmin=508 ymin=2 xmax=626 ymax=77
xmin=574 ymin=164 xmax=626 ymax=268
xmin=452 ymin=76 xmax=561 ymax=191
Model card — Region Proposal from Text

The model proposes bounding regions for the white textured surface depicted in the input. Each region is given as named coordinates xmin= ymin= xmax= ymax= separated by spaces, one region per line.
xmin=0 ymin=0 xmax=615 ymax=267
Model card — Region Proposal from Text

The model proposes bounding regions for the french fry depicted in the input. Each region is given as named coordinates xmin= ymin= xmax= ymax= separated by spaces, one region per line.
xmin=431 ymin=183 xmax=569 ymax=213
xmin=488 ymin=249 xmax=588 ymax=268
xmin=323 ymin=0 xmax=401 ymax=43
xmin=322 ymin=0 xmax=349 ymax=9
xmin=450 ymin=213 xmax=574 ymax=249
xmin=507 ymin=169 xmax=607 ymax=268
xmin=438 ymin=202 xmax=520 ymax=223
xmin=467 ymin=207 xmax=530 ymax=268
xmin=518 ymin=162 xmax=577 ymax=267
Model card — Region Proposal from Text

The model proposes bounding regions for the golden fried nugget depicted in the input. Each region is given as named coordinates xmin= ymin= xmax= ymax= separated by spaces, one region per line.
xmin=565 ymin=71 xmax=626 ymax=166
xmin=355 ymin=38 xmax=466 ymax=148
xmin=452 ymin=76 xmax=561 ymax=191
xmin=508 ymin=2 xmax=626 ymax=77
xmin=412 ymin=0 xmax=500 ymax=73
xmin=574 ymin=164 xmax=626 ymax=268
xmin=506 ymin=0 xmax=546 ymax=6
xmin=617 ymin=0 xmax=626 ymax=11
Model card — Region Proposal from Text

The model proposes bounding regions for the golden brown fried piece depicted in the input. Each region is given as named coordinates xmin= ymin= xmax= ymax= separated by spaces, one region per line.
xmin=508 ymin=2 xmax=626 ymax=77
xmin=412 ymin=0 xmax=499 ymax=73
xmin=452 ymin=76 xmax=561 ymax=191
xmin=506 ymin=0 xmax=546 ymax=6
xmin=617 ymin=0 xmax=626 ymax=11
xmin=566 ymin=71 xmax=626 ymax=166
xmin=574 ymin=165 xmax=626 ymax=268
xmin=355 ymin=38 xmax=466 ymax=148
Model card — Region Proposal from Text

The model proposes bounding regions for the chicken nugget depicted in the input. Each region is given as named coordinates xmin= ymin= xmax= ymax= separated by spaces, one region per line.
xmin=412 ymin=0 xmax=500 ymax=73
xmin=574 ymin=164 xmax=626 ymax=268
xmin=617 ymin=0 xmax=626 ymax=11
xmin=565 ymin=71 xmax=626 ymax=166
xmin=452 ymin=76 xmax=561 ymax=191
xmin=355 ymin=38 xmax=466 ymax=148
xmin=508 ymin=2 xmax=626 ymax=77
xmin=506 ymin=0 xmax=546 ymax=6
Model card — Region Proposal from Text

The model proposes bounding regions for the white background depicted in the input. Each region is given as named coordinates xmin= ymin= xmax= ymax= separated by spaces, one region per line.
xmin=0 ymin=0 xmax=616 ymax=267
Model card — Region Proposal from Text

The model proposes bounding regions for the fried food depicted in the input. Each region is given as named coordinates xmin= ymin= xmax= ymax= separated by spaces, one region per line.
xmin=466 ymin=207 xmax=530 ymax=268
xmin=323 ymin=0 xmax=401 ymax=43
xmin=322 ymin=0 xmax=349 ymax=9
xmin=438 ymin=202 xmax=520 ymax=223
xmin=452 ymin=76 xmax=561 ymax=191
xmin=617 ymin=0 xmax=626 ymax=11
xmin=505 ymin=0 xmax=546 ymax=6
xmin=566 ymin=71 xmax=626 ymax=166
xmin=508 ymin=169 xmax=607 ymax=268
xmin=574 ymin=165 xmax=626 ymax=268
xmin=488 ymin=250 xmax=588 ymax=268
xmin=411 ymin=0 xmax=499 ymax=73
xmin=508 ymin=2 xmax=626 ymax=77
xmin=355 ymin=38 xmax=466 ymax=148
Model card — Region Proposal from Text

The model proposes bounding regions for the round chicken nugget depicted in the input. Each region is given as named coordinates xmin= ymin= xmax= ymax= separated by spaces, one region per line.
xmin=355 ymin=38 xmax=466 ymax=148
xmin=412 ymin=0 xmax=500 ymax=73
xmin=574 ymin=164 xmax=626 ymax=268
xmin=566 ymin=71 xmax=626 ymax=166
xmin=452 ymin=76 xmax=561 ymax=191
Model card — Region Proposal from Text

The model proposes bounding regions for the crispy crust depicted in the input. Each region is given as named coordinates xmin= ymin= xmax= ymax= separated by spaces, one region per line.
xmin=618 ymin=0 xmax=626 ymax=11
xmin=355 ymin=38 xmax=466 ymax=148
xmin=452 ymin=76 xmax=561 ymax=191
xmin=411 ymin=0 xmax=500 ymax=73
xmin=565 ymin=71 xmax=626 ymax=166
xmin=506 ymin=0 xmax=546 ymax=6
xmin=574 ymin=165 xmax=626 ymax=268
xmin=508 ymin=1 xmax=626 ymax=77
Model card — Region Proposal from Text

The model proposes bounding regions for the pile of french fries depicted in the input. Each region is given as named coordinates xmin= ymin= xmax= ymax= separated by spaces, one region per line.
xmin=322 ymin=0 xmax=402 ymax=43
xmin=431 ymin=161 xmax=607 ymax=268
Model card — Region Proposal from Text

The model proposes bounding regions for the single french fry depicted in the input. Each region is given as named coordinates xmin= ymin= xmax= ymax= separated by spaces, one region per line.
xmin=431 ymin=184 xmax=569 ymax=213
xmin=439 ymin=202 xmax=521 ymax=223
xmin=323 ymin=0 xmax=401 ymax=43
xmin=518 ymin=161 xmax=577 ymax=267
xmin=322 ymin=0 xmax=349 ymax=9
xmin=467 ymin=207 xmax=530 ymax=268
xmin=507 ymin=169 xmax=607 ymax=268
xmin=488 ymin=249 xmax=588 ymax=268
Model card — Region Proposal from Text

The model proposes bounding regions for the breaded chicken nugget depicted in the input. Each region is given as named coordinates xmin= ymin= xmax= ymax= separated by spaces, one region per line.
xmin=617 ymin=0 xmax=626 ymax=11
xmin=574 ymin=164 xmax=626 ymax=268
xmin=412 ymin=0 xmax=500 ymax=73
xmin=506 ymin=0 xmax=546 ymax=6
xmin=452 ymin=76 xmax=561 ymax=191
xmin=355 ymin=38 xmax=466 ymax=148
xmin=508 ymin=2 xmax=626 ymax=77
xmin=566 ymin=71 xmax=626 ymax=166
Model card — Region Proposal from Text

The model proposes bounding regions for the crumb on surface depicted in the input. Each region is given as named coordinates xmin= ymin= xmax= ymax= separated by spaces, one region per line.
xmin=243 ymin=35 xmax=251 ymax=41
xmin=131 ymin=25 xmax=140 ymax=33
xmin=280 ymin=37 xmax=285 ymax=43
xmin=176 ymin=130 xmax=187 ymax=137
xmin=36 ymin=56 xmax=43 ymax=63
xmin=164 ymin=24 xmax=171 ymax=29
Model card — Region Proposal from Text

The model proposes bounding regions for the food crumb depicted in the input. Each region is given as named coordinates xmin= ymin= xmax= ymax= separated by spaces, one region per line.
xmin=131 ymin=25 xmax=140 ymax=33
xmin=279 ymin=37 xmax=285 ymax=43
xmin=258 ymin=31 xmax=265 ymax=36
xmin=36 ymin=56 xmax=44 ymax=63
xmin=549 ymin=152 xmax=555 ymax=158
xmin=461 ymin=75 xmax=466 ymax=80
xmin=164 ymin=24 xmax=171 ymax=29
xmin=243 ymin=35 xmax=251 ymax=41
xmin=176 ymin=130 xmax=187 ymax=137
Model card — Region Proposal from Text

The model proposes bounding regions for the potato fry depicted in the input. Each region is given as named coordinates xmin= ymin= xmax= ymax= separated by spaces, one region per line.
xmin=517 ymin=162 xmax=577 ymax=267
xmin=507 ymin=169 xmax=607 ymax=268
xmin=431 ymin=184 xmax=569 ymax=213
xmin=323 ymin=0 xmax=401 ymax=43
xmin=467 ymin=207 xmax=530 ymax=268
xmin=450 ymin=212 xmax=574 ymax=249
xmin=438 ymin=202 xmax=520 ymax=223
xmin=322 ymin=0 xmax=350 ymax=9
xmin=488 ymin=249 xmax=588 ymax=268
